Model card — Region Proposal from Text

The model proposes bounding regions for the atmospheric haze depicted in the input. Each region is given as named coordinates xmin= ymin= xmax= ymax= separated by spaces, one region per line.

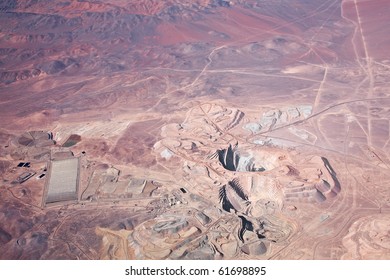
xmin=1 ymin=0 xmax=390 ymax=260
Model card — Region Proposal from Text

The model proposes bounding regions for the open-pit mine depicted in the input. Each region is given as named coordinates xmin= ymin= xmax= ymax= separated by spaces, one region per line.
xmin=1 ymin=0 xmax=390 ymax=260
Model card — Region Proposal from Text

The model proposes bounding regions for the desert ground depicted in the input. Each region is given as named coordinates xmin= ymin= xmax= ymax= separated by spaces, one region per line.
xmin=1 ymin=0 xmax=390 ymax=259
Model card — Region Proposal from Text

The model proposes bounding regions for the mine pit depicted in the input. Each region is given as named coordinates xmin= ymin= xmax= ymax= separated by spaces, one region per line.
xmin=219 ymin=179 xmax=249 ymax=213
xmin=217 ymin=144 xmax=286 ymax=172
xmin=241 ymin=241 xmax=267 ymax=256
xmin=238 ymin=215 xmax=255 ymax=242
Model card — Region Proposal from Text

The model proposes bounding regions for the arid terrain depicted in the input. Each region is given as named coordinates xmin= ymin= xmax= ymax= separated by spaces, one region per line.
xmin=1 ymin=0 xmax=390 ymax=260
